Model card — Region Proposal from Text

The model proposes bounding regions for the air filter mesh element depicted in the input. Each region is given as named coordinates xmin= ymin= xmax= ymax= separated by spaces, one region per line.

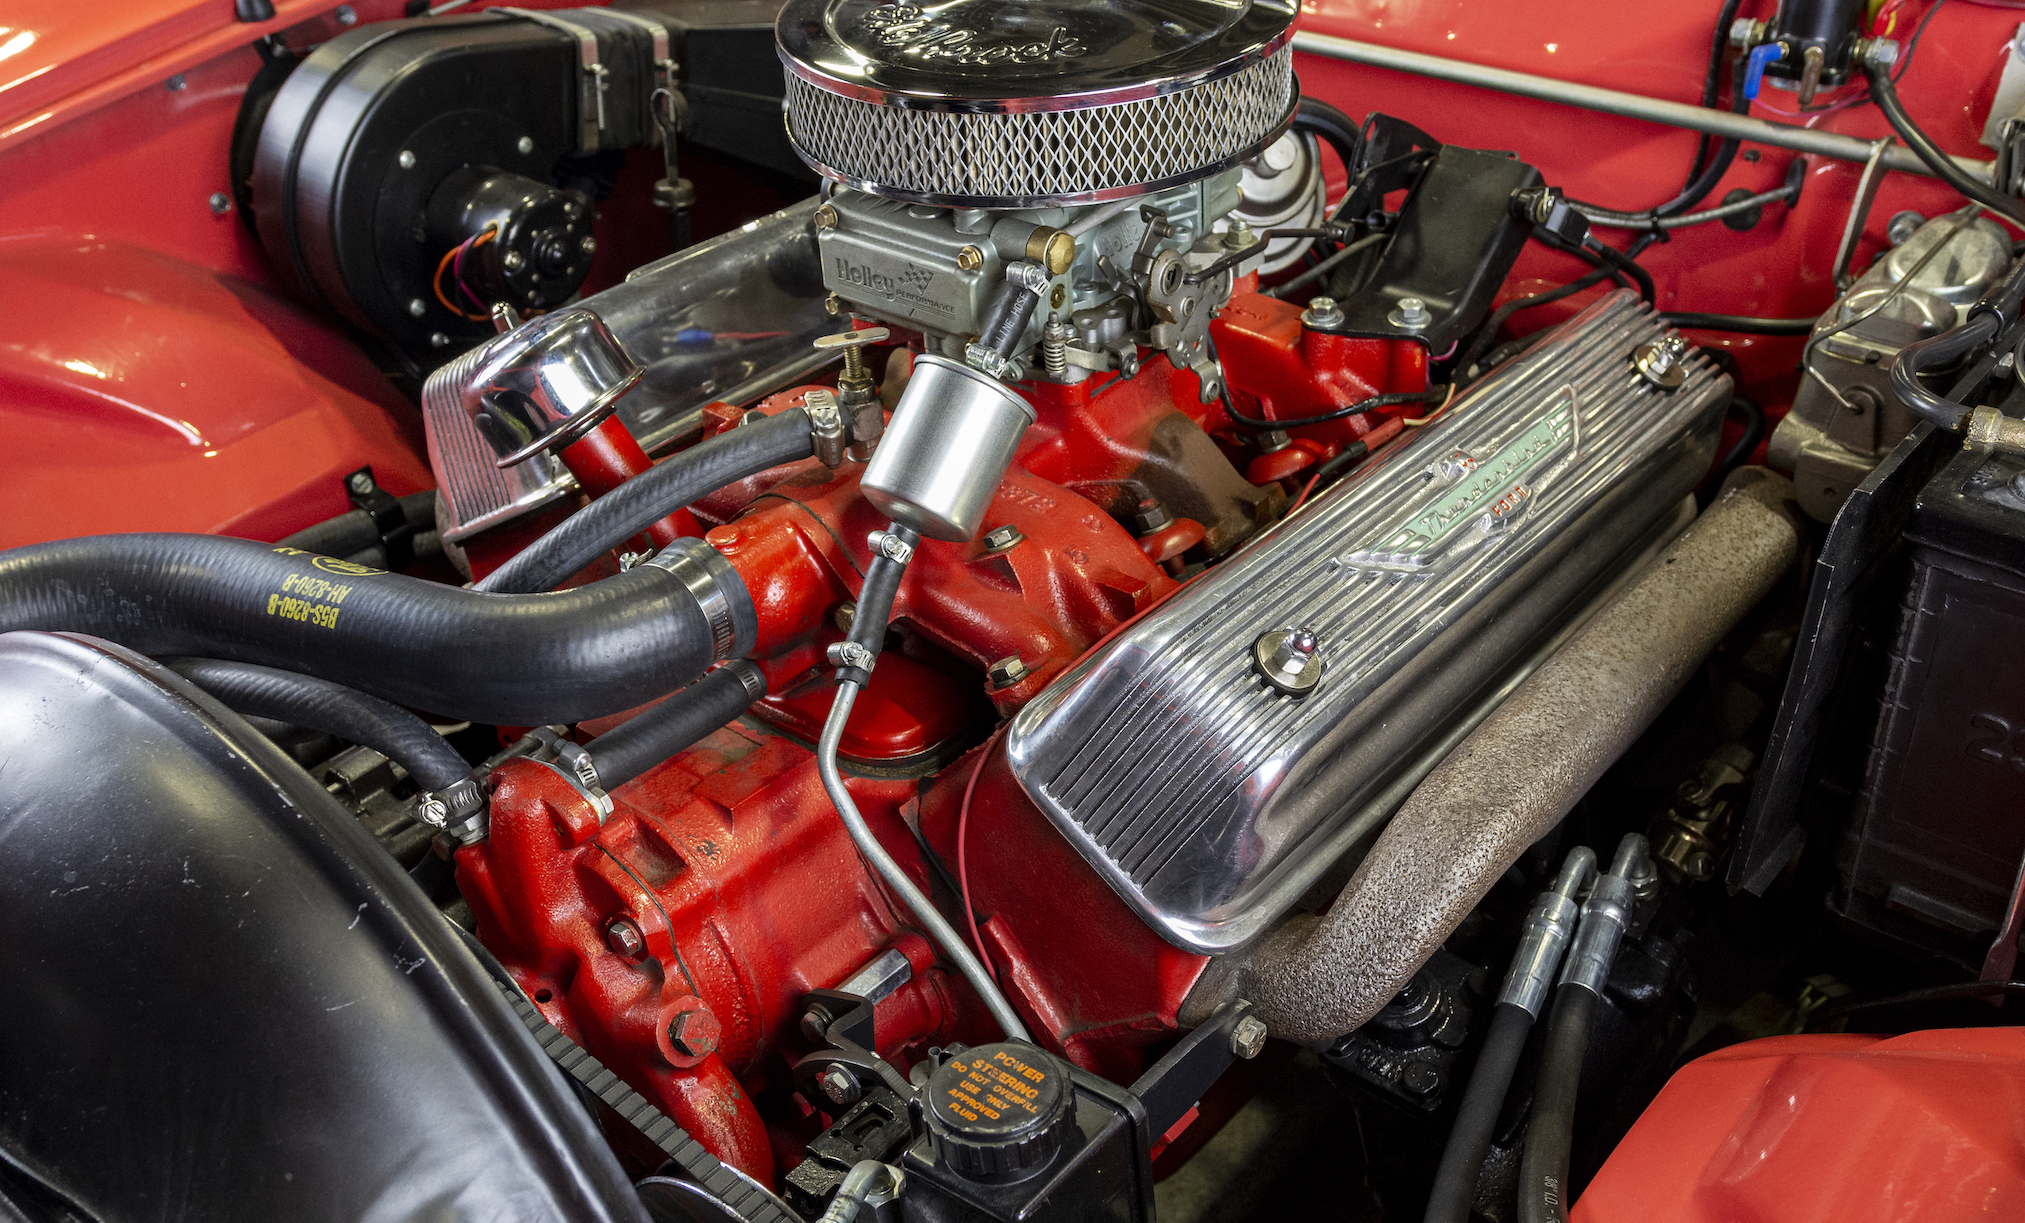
xmin=776 ymin=0 xmax=1299 ymax=207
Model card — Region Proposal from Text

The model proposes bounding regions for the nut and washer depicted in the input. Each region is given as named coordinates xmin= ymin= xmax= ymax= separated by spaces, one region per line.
xmin=1253 ymin=627 xmax=1324 ymax=696
xmin=817 ymin=1066 xmax=860 ymax=1106
xmin=813 ymin=202 xmax=839 ymax=230
xmin=605 ymin=917 xmax=647 ymax=959
xmin=1633 ymin=336 xmax=1690 ymax=389
xmin=988 ymin=655 xmax=1030 ymax=689
xmin=1388 ymin=296 xmax=1432 ymax=330
xmin=1301 ymin=296 xmax=1344 ymax=328
xmin=1229 ymin=1013 xmax=1269 ymax=1059
xmin=955 ymin=245 xmax=986 ymax=273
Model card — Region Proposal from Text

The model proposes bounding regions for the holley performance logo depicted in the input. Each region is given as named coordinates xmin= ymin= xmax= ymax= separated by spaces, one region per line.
xmin=834 ymin=258 xmax=951 ymax=316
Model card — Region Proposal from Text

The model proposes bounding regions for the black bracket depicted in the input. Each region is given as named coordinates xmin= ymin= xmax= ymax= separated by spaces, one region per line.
xmin=1128 ymin=999 xmax=1256 ymax=1139
xmin=343 ymin=466 xmax=417 ymax=572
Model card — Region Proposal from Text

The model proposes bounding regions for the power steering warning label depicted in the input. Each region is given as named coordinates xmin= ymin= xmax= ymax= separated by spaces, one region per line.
xmin=939 ymin=1048 xmax=1047 ymax=1124
xmin=264 ymin=548 xmax=382 ymax=629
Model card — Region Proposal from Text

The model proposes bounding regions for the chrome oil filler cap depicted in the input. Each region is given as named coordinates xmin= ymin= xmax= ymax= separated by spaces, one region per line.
xmin=775 ymin=0 xmax=1300 ymax=207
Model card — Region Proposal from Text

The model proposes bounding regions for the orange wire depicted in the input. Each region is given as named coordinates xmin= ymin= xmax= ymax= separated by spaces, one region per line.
xmin=956 ymin=728 xmax=1005 ymax=976
xmin=431 ymin=227 xmax=498 ymax=321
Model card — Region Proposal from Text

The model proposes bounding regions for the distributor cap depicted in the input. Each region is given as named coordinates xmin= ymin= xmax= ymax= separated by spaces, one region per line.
xmin=776 ymin=0 xmax=1300 ymax=207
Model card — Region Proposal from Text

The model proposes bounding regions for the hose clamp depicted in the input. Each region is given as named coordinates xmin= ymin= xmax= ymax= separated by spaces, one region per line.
xmin=827 ymin=641 xmax=877 ymax=671
xmin=647 ymin=537 xmax=757 ymax=660
xmin=868 ymin=530 xmax=914 ymax=566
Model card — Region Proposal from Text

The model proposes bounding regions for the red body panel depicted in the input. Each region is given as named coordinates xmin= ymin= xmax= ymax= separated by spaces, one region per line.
xmin=1576 ymin=1027 xmax=2025 ymax=1223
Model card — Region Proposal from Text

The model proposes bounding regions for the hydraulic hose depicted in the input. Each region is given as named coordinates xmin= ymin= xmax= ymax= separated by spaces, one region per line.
xmin=1517 ymin=835 xmax=1649 ymax=1223
xmin=1865 ymin=64 xmax=2025 ymax=227
xmin=1424 ymin=848 xmax=1597 ymax=1223
xmin=0 ymin=534 xmax=750 ymax=726
xmin=1516 ymin=986 xmax=1597 ymax=1223
xmin=587 ymin=660 xmax=767 ymax=791
xmin=1889 ymin=312 xmax=1999 ymax=430
xmin=170 ymin=658 xmax=471 ymax=793
xmin=479 ymin=407 xmax=815 ymax=595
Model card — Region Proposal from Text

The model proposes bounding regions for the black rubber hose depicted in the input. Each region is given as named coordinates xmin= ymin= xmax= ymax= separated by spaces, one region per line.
xmin=1294 ymin=95 xmax=1363 ymax=177
xmin=1890 ymin=313 xmax=1999 ymax=430
xmin=832 ymin=524 xmax=920 ymax=684
xmin=478 ymin=407 xmax=814 ymax=595
xmin=1708 ymin=394 xmax=1767 ymax=495
xmin=1425 ymin=1002 xmax=1536 ymax=1223
xmin=977 ymin=277 xmax=1042 ymax=359
xmin=1866 ymin=64 xmax=2025 ymax=227
xmin=1517 ymin=987 xmax=1599 ymax=1223
xmin=0 ymin=534 xmax=742 ymax=725
xmin=1580 ymin=237 xmax=1655 ymax=304
xmin=1660 ymin=312 xmax=1817 ymax=335
xmin=280 ymin=492 xmax=436 ymax=558
xmin=170 ymin=657 xmax=471 ymax=793
xmin=588 ymin=660 xmax=767 ymax=791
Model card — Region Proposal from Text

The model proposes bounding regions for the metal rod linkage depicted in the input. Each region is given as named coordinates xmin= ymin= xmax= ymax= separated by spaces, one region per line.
xmin=1291 ymin=32 xmax=1994 ymax=185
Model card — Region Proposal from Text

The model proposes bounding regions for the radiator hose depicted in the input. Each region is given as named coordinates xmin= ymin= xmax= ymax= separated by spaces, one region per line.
xmin=0 ymin=534 xmax=752 ymax=727
xmin=170 ymin=658 xmax=472 ymax=793
xmin=478 ymin=407 xmax=815 ymax=594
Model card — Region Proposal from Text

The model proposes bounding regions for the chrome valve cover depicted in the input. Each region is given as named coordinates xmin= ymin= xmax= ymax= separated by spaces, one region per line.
xmin=776 ymin=0 xmax=1299 ymax=207
xmin=1005 ymin=292 xmax=1731 ymax=953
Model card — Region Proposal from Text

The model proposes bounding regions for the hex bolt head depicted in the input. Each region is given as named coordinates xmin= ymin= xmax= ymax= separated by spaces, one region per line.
xmin=988 ymin=655 xmax=1030 ymax=689
xmin=208 ymin=192 xmax=232 ymax=216
xmin=981 ymin=524 xmax=1025 ymax=553
xmin=667 ymin=1008 xmax=722 ymax=1060
xmin=1230 ymin=1014 xmax=1269 ymax=1059
xmin=502 ymin=249 xmax=525 ymax=272
xmin=413 ymin=796 xmax=449 ymax=828
xmin=397 ymin=149 xmax=417 ymax=170
xmin=801 ymin=1003 xmax=837 ymax=1045
xmin=817 ymin=1066 xmax=860 ymax=1107
xmin=580 ymin=235 xmax=597 ymax=254
xmin=814 ymin=203 xmax=839 ymax=231
xmin=408 ymin=297 xmax=427 ymax=318
xmin=348 ymin=471 xmax=375 ymax=494
xmin=1302 ymin=296 xmax=1344 ymax=328
xmin=833 ymin=602 xmax=857 ymax=633
xmin=1396 ymin=297 xmax=1430 ymax=326
xmin=517 ymin=136 xmax=535 ymax=156
xmin=1401 ymin=1061 xmax=1441 ymax=1098
xmin=605 ymin=917 xmax=646 ymax=959
xmin=955 ymin=245 xmax=985 ymax=273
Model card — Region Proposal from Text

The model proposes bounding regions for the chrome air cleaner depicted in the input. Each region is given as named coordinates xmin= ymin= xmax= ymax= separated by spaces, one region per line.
xmin=775 ymin=0 xmax=1300 ymax=207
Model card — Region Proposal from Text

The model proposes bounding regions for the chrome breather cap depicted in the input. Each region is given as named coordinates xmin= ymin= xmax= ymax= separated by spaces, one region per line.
xmin=776 ymin=0 xmax=1300 ymax=207
xmin=462 ymin=307 xmax=643 ymax=468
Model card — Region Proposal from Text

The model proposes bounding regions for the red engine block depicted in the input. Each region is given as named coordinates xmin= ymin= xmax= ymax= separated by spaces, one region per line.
xmin=455 ymin=292 xmax=1426 ymax=1180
